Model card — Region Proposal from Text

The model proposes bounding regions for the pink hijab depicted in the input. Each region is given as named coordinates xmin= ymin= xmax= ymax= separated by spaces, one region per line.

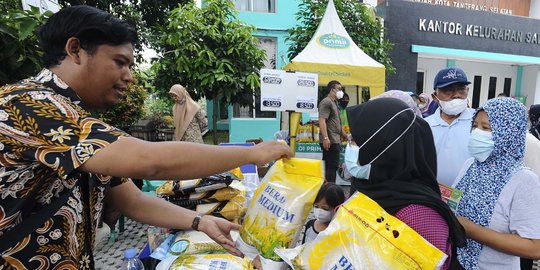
xmin=373 ymin=90 xmax=423 ymax=117
xmin=169 ymin=84 xmax=200 ymax=141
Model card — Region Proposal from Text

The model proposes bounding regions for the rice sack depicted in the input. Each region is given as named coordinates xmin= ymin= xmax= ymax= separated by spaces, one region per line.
xmin=156 ymin=254 xmax=253 ymax=270
xmin=165 ymin=186 xmax=242 ymax=208
xmin=167 ymin=230 xmax=240 ymax=256
xmin=275 ymin=192 xmax=448 ymax=270
xmin=236 ymin=158 xmax=324 ymax=270
xmin=157 ymin=169 xmax=243 ymax=196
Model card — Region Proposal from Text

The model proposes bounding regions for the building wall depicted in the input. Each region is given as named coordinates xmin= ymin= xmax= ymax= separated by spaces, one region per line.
xmin=379 ymin=0 xmax=540 ymax=95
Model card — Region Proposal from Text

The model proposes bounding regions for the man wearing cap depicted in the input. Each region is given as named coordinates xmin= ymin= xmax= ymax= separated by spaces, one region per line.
xmin=425 ymin=67 xmax=475 ymax=186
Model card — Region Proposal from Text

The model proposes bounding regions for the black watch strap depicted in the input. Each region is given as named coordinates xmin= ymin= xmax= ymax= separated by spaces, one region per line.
xmin=191 ymin=214 xmax=203 ymax=231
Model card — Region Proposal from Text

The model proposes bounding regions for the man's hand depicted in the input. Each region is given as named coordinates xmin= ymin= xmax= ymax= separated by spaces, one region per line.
xmin=251 ymin=141 xmax=293 ymax=166
xmin=322 ymin=138 xmax=330 ymax=151
xmin=198 ymin=215 xmax=243 ymax=257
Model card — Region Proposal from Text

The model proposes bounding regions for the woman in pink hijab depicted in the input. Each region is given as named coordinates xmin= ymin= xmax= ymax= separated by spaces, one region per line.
xmin=169 ymin=84 xmax=208 ymax=143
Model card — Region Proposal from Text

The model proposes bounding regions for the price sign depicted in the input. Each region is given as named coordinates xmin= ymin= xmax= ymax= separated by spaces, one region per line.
xmin=260 ymin=69 xmax=318 ymax=112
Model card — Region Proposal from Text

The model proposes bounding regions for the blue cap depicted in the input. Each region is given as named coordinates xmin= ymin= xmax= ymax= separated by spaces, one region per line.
xmin=124 ymin=248 xmax=137 ymax=259
xmin=433 ymin=67 xmax=471 ymax=90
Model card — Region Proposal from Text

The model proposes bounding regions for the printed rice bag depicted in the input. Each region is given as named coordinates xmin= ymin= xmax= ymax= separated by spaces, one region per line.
xmin=275 ymin=192 xmax=448 ymax=270
xmin=236 ymin=158 xmax=324 ymax=270
xmin=165 ymin=186 xmax=242 ymax=208
xmin=192 ymin=193 xmax=247 ymax=222
xmin=156 ymin=254 xmax=253 ymax=270
xmin=157 ymin=169 xmax=243 ymax=196
xmin=167 ymin=230 xmax=240 ymax=256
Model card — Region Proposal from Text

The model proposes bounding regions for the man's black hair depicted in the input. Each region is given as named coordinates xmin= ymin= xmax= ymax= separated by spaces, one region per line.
xmin=39 ymin=5 xmax=138 ymax=68
xmin=325 ymin=80 xmax=341 ymax=96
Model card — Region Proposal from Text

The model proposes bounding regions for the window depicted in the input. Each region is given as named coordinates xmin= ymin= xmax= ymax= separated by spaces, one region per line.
xmin=233 ymin=36 xmax=277 ymax=118
xmin=235 ymin=0 xmax=276 ymax=13
xmin=488 ymin=76 xmax=497 ymax=100
xmin=416 ymin=71 xmax=425 ymax=94
xmin=472 ymin=75 xmax=482 ymax=108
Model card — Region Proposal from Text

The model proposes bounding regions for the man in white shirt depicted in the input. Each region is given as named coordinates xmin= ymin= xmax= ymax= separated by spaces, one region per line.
xmin=425 ymin=67 xmax=475 ymax=186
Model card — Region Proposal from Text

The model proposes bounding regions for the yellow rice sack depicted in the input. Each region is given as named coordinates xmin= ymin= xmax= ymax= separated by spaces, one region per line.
xmin=166 ymin=230 xmax=240 ymax=256
xmin=157 ymin=169 xmax=243 ymax=196
xmin=275 ymin=192 xmax=448 ymax=270
xmin=156 ymin=254 xmax=254 ymax=270
xmin=236 ymin=158 xmax=324 ymax=270
xmin=193 ymin=193 xmax=247 ymax=222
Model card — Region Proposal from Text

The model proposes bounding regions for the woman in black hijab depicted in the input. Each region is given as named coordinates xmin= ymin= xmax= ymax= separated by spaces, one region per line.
xmin=529 ymin=104 xmax=540 ymax=139
xmin=346 ymin=98 xmax=466 ymax=270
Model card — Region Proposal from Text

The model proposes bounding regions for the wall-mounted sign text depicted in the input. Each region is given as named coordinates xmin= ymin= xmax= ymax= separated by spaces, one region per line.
xmin=413 ymin=0 xmax=513 ymax=15
xmin=419 ymin=18 xmax=540 ymax=44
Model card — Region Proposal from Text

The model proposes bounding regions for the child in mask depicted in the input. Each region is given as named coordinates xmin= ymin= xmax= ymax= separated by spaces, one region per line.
xmin=301 ymin=183 xmax=346 ymax=244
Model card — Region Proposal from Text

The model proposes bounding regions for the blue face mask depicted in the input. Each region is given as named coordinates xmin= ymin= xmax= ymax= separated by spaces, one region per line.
xmin=344 ymin=144 xmax=371 ymax=179
xmin=468 ymin=128 xmax=495 ymax=162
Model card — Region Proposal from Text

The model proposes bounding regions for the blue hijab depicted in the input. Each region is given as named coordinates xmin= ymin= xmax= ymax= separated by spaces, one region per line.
xmin=455 ymin=97 xmax=527 ymax=269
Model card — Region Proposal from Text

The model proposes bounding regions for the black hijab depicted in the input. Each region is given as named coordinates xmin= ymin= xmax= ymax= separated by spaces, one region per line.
xmin=530 ymin=104 xmax=540 ymax=139
xmin=346 ymin=98 xmax=466 ymax=249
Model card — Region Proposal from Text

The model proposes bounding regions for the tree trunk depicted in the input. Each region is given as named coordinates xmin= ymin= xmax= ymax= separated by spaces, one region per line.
xmin=212 ymin=93 xmax=218 ymax=145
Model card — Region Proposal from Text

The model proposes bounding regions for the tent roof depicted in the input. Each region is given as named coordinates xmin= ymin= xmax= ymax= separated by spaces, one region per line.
xmin=283 ymin=0 xmax=385 ymax=91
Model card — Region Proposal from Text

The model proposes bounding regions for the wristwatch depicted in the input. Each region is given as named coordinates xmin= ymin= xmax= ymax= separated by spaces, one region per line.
xmin=191 ymin=214 xmax=204 ymax=231
xmin=324 ymin=137 xmax=329 ymax=141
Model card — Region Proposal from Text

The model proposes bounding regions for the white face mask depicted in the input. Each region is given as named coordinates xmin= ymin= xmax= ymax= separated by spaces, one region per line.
xmin=336 ymin=90 xmax=344 ymax=100
xmin=314 ymin=208 xmax=333 ymax=223
xmin=438 ymin=98 xmax=468 ymax=116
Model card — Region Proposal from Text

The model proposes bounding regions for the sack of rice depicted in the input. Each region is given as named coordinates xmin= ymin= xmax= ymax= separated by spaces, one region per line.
xmin=236 ymin=158 xmax=324 ymax=270
xmin=156 ymin=254 xmax=254 ymax=270
xmin=275 ymin=192 xmax=448 ymax=270
xmin=192 ymin=193 xmax=247 ymax=222
xmin=157 ymin=169 xmax=243 ymax=196
xmin=166 ymin=230 xmax=239 ymax=256
xmin=165 ymin=186 xmax=242 ymax=208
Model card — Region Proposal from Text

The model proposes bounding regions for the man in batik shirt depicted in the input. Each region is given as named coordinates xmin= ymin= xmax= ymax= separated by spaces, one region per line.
xmin=0 ymin=6 xmax=291 ymax=269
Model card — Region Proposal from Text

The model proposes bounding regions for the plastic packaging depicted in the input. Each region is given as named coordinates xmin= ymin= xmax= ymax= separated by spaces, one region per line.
xmin=122 ymin=248 xmax=145 ymax=270
xmin=236 ymin=158 xmax=324 ymax=270
xmin=275 ymin=192 xmax=448 ymax=270
xmin=156 ymin=254 xmax=253 ymax=270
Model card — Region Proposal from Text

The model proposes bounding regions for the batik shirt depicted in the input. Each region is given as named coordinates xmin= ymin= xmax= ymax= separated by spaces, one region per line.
xmin=0 ymin=69 xmax=129 ymax=269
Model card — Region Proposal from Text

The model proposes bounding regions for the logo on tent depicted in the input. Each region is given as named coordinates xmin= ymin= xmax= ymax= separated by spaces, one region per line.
xmin=317 ymin=33 xmax=350 ymax=49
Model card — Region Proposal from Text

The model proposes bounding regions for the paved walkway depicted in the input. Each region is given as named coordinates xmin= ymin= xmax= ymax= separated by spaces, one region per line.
xmin=94 ymin=218 xmax=149 ymax=269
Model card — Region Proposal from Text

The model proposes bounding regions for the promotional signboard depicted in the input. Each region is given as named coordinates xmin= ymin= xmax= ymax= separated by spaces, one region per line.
xmin=260 ymin=69 xmax=318 ymax=113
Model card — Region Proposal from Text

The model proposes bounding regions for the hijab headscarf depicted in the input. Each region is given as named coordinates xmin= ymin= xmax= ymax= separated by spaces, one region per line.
xmin=346 ymin=98 xmax=466 ymax=254
xmin=169 ymin=84 xmax=200 ymax=141
xmin=373 ymin=90 xmax=423 ymax=117
xmin=455 ymin=97 xmax=527 ymax=269
xmin=419 ymin=93 xmax=432 ymax=113
xmin=529 ymin=104 xmax=540 ymax=139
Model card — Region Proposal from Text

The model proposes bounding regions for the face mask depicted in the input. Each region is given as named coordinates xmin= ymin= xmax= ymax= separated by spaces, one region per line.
xmin=346 ymin=107 xmax=417 ymax=179
xmin=438 ymin=98 xmax=468 ymax=116
xmin=314 ymin=207 xmax=333 ymax=223
xmin=336 ymin=90 xmax=344 ymax=99
xmin=344 ymin=144 xmax=371 ymax=179
xmin=418 ymin=103 xmax=426 ymax=110
xmin=339 ymin=100 xmax=349 ymax=108
xmin=468 ymin=128 xmax=495 ymax=162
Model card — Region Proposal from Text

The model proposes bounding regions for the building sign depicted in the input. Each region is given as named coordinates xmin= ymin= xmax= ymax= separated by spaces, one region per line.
xmin=419 ymin=18 xmax=540 ymax=44
xmin=412 ymin=0 xmax=513 ymax=15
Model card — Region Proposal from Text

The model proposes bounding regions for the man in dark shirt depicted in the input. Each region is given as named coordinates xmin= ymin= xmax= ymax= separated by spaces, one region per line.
xmin=318 ymin=80 xmax=347 ymax=182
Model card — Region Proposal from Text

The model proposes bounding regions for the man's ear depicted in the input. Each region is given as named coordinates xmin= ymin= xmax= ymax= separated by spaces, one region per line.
xmin=65 ymin=37 xmax=82 ymax=64
xmin=432 ymin=92 xmax=439 ymax=103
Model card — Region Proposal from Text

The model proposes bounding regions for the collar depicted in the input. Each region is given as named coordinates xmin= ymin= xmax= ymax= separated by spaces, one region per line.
xmin=431 ymin=107 xmax=474 ymax=127
xmin=34 ymin=69 xmax=87 ymax=109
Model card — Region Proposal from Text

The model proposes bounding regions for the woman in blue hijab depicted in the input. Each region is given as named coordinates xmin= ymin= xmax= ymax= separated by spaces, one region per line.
xmin=453 ymin=98 xmax=540 ymax=269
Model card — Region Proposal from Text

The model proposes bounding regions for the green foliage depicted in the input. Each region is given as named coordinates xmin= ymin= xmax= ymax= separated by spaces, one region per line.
xmin=152 ymin=0 xmax=266 ymax=106
xmin=0 ymin=0 xmax=22 ymax=14
xmin=58 ymin=0 xmax=192 ymax=57
xmin=95 ymin=75 xmax=148 ymax=129
xmin=0 ymin=7 xmax=52 ymax=86
xmin=287 ymin=0 xmax=395 ymax=76
xmin=144 ymin=95 xmax=173 ymax=118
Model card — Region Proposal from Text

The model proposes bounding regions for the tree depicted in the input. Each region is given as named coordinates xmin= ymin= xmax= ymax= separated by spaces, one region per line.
xmin=152 ymin=0 xmax=266 ymax=144
xmin=0 ymin=7 xmax=52 ymax=86
xmin=287 ymin=0 xmax=395 ymax=76
xmin=57 ymin=0 xmax=192 ymax=54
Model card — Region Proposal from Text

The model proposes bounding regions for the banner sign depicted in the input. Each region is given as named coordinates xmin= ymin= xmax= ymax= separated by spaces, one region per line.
xmin=260 ymin=69 xmax=318 ymax=113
